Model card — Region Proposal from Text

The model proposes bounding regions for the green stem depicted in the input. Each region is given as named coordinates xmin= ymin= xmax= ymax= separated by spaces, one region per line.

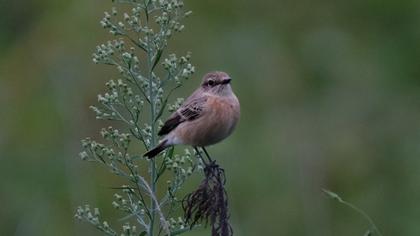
xmin=149 ymin=70 xmax=157 ymax=236
xmin=340 ymin=200 xmax=383 ymax=236
xmin=145 ymin=6 xmax=157 ymax=235
xmin=322 ymin=189 xmax=383 ymax=236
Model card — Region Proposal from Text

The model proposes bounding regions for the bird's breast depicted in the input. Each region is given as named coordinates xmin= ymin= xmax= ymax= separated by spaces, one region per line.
xmin=176 ymin=95 xmax=240 ymax=146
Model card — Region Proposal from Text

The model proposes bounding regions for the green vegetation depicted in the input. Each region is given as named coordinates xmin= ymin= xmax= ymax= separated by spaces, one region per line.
xmin=1 ymin=0 xmax=420 ymax=235
xmin=74 ymin=1 xmax=200 ymax=235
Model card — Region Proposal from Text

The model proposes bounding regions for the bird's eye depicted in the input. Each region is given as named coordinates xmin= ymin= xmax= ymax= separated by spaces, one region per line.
xmin=207 ymin=79 xmax=215 ymax=86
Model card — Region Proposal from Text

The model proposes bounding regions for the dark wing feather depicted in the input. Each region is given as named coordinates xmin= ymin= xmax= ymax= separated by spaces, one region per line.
xmin=158 ymin=96 xmax=207 ymax=136
xmin=158 ymin=115 xmax=182 ymax=136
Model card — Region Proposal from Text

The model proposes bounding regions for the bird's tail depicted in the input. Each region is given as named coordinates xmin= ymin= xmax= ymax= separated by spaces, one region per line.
xmin=143 ymin=140 xmax=169 ymax=159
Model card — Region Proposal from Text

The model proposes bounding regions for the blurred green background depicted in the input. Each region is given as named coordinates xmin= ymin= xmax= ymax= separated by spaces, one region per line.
xmin=1 ymin=0 xmax=420 ymax=235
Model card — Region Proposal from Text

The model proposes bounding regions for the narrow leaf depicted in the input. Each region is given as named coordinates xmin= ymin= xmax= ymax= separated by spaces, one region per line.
xmin=152 ymin=48 xmax=163 ymax=71
xmin=154 ymin=84 xmax=181 ymax=123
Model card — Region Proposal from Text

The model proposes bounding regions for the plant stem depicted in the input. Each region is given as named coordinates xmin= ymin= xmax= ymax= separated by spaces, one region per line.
xmin=340 ymin=200 xmax=383 ymax=236
xmin=322 ymin=189 xmax=383 ymax=236
xmin=145 ymin=10 xmax=158 ymax=235
xmin=149 ymin=71 xmax=157 ymax=236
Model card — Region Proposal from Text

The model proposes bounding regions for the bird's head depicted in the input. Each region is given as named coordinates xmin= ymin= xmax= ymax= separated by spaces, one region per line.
xmin=200 ymin=71 xmax=233 ymax=96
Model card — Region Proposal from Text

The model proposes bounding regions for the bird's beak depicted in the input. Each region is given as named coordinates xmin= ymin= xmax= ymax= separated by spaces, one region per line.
xmin=221 ymin=78 xmax=231 ymax=84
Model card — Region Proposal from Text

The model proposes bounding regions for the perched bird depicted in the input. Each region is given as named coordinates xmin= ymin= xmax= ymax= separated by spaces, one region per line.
xmin=144 ymin=71 xmax=240 ymax=159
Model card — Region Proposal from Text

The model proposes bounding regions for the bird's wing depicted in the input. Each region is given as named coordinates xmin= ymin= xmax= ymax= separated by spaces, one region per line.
xmin=158 ymin=95 xmax=208 ymax=136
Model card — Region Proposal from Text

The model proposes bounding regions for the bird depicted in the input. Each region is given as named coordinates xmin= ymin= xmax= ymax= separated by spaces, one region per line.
xmin=143 ymin=71 xmax=240 ymax=159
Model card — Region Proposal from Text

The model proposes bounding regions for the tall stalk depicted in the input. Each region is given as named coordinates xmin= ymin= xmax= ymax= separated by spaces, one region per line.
xmin=75 ymin=1 xmax=197 ymax=235
xmin=145 ymin=6 xmax=158 ymax=233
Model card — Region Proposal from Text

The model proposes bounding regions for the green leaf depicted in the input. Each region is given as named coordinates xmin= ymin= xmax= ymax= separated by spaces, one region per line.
xmin=154 ymin=84 xmax=181 ymax=123
xmin=127 ymin=36 xmax=147 ymax=52
xmin=155 ymin=96 xmax=169 ymax=122
xmin=166 ymin=146 xmax=174 ymax=158
xmin=322 ymin=189 xmax=342 ymax=202
xmin=152 ymin=48 xmax=163 ymax=71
